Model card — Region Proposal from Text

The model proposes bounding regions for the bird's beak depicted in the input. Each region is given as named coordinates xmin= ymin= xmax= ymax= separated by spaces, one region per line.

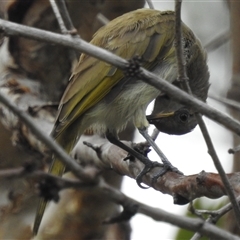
xmin=147 ymin=111 xmax=175 ymax=122
xmin=153 ymin=112 xmax=175 ymax=118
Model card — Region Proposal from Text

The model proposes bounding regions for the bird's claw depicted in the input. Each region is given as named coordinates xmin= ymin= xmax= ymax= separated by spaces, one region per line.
xmin=152 ymin=162 xmax=183 ymax=184
xmin=136 ymin=161 xmax=163 ymax=189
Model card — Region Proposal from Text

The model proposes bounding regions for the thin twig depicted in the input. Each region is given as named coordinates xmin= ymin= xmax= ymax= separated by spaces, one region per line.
xmin=0 ymin=167 xmax=95 ymax=188
xmin=55 ymin=0 xmax=79 ymax=36
xmin=209 ymin=94 xmax=240 ymax=153
xmin=196 ymin=74 xmax=240 ymax=225
xmin=50 ymin=0 xmax=79 ymax=59
xmin=191 ymin=196 xmax=240 ymax=240
xmin=1 ymin=20 xmax=240 ymax=135
xmin=96 ymin=13 xmax=110 ymax=25
xmin=0 ymin=166 xmax=29 ymax=179
xmin=145 ymin=0 xmax=155 ymax=9
xmin=195 ymin=196 xmax=240 ymax=223
xmin=196 ymin=115 xmax=240 ymax=221
xmin=209 ymin=93 xmax=240 ymax=111
xmin=205 ymin=30 xmax=230 ymax=53
xmin=188 ymin=202 xmax=205 ymax=220
xmin=174 ymin=0 xmax=192 ymax=94
xmin=49 ymin=0 xmax=68 ymax=34
xmin=190 ymin=218 xmax=212 ymax=240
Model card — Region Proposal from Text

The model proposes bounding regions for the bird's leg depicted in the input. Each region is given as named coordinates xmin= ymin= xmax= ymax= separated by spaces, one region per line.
xmin=138 ymin=127 xmax=183 ymax=180
xmin=106 ymin=131 xmax=162 ymax=188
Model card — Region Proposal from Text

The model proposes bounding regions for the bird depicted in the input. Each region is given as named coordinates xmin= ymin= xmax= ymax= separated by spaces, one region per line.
xmin=33 ymin=8 xmax=209 ymax=235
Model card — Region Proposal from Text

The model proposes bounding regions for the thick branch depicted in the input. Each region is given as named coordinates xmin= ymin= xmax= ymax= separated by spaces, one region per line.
xmin=73 ymin=135 xmax=240 ymax=203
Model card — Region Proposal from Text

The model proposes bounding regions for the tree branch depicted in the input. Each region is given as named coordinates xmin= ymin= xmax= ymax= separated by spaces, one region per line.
xmin=145 ymin=0 xmax=154 ymax=9
xmin=205 ymin=30 xmax=230 ymax=53
xmin=50 ymin=0 xmax=68 ymax=34
xmin=73 ymin=135 xmax=240 ymax=203
xmin=100 ymin=181 xmax=240 ymax=240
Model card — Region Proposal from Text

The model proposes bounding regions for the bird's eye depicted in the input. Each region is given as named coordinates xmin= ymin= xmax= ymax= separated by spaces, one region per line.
xmin=178 ymin=113 xmax=189 ymax=122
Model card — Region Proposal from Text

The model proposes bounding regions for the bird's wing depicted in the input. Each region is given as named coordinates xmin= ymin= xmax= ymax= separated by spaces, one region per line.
xmin=52 ymin=9 xmax=176 ymax=139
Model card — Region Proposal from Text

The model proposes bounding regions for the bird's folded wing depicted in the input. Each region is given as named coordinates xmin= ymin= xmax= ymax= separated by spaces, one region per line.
xmin=52 ymin=10 xmax=176 ymax=138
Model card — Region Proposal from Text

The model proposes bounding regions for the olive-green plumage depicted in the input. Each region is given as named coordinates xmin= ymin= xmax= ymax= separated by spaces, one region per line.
xmin=33 ymin=8 xmax=209 ymax=235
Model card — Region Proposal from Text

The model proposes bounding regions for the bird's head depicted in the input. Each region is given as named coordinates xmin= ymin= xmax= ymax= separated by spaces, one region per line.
xmin=147 ymin=96 xmax=197 ymax=135
xmin=148 ymin=30 xmax=210 ymax=135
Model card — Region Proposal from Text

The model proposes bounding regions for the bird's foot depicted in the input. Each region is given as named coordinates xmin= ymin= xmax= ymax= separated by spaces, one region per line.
xmin=136 ymin=160 xmax=163 ymax=189
xmin=106 ymin=131 xmax=160 ymax=189
xmin=152 ymin=161 xmax=183 ymax=184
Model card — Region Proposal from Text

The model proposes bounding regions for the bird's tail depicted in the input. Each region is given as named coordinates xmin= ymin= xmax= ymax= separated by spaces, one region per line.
xmin=32 ymin=158 xmax=65 ymax=236
xmin=32 ymin=127 xmax=78 ymax=236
